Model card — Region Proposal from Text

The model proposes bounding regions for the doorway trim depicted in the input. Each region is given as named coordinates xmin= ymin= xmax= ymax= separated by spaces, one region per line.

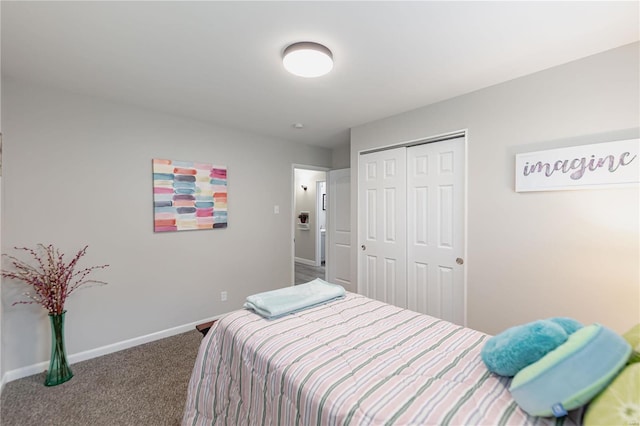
xmin=291 ymin=164 xmax=330 ymax=285
xmin=315 ymin=180 xmax=326 ymax=268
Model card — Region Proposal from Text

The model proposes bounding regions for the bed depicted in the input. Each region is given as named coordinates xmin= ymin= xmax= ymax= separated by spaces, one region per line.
xmin=182 ymin=292 xmax=583 ymax=425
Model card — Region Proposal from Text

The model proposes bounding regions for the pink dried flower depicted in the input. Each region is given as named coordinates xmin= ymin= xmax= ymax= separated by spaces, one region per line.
xmin=1 ymin=244 xmax=109 ymax=315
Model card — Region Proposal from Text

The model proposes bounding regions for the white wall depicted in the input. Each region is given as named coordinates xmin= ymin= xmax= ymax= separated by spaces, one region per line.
xmin=1 ymin=78 xmax=331 ymax=376
xmin=351 ymin=43 xmax=640 ymax=335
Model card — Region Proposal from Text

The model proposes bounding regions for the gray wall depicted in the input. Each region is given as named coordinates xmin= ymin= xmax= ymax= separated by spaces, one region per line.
xmin=331 ymin=142 xmax=350 ymax=169
xmin=351 ymin=43 xmax=640 ymax=335
xmin=1 ymin=78 xmax=331 ymax=374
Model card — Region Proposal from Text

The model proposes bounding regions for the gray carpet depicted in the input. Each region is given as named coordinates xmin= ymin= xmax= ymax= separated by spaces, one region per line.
xmin=0 ymin=330 xmax=203 ymax=426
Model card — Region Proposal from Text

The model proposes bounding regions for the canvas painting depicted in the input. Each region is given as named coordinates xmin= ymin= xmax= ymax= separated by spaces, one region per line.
xmin=153 ymin=159 xmax=228 ymax=232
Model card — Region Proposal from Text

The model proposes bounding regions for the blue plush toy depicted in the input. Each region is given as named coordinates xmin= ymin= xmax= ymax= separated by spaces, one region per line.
xmin=481 ymin=317 xmax=583 ymax=377
xmin=548 ymin=317 xmax=583 ymax=335
xmin=482 ymin=317 xmax=632 ymax=418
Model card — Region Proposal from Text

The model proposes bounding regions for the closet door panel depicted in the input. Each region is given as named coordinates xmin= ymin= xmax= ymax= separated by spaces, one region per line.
xmin=359 ymin=138 xmax=464 ymax=323
xmin=407 ymin=139 xmax=465 ymax=324
xmin=358 ymin=148 xmax=407 ymax=308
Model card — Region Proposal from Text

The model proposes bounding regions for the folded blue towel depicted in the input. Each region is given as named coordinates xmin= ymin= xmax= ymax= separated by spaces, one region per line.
xmin=244 ymin=279 xmax=346 ymax=319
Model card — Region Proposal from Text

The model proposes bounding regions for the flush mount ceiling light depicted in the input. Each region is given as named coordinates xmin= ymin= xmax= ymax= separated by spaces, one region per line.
xmin=283 ymin=42 xmax=333 ymax=78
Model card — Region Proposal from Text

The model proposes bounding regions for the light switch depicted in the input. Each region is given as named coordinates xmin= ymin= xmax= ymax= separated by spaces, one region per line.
xmin=274 ymin=205 xmax=280 ymax=214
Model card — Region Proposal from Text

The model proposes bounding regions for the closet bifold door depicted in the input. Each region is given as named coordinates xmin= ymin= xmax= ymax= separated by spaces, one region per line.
xmin=358 ymin=147 xmax=408 ymax=308
xmin=407 ymin=139 xmax=465 ymax=325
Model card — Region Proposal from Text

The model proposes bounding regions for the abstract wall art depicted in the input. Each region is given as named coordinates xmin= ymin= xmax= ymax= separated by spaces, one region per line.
xmin=152 ymin=159 xmax=228 ymax=232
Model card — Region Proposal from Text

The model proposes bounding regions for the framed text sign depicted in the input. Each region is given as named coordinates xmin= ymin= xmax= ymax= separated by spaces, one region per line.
xmin=515 ymin=139 xmax=639 ymax=192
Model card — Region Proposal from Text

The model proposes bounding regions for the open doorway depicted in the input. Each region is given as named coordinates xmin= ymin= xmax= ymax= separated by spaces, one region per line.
xmin=292 ymin=166 xmax=327 ymax=285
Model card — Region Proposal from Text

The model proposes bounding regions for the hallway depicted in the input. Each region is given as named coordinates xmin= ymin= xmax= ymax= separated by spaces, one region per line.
xmin=295 ymin=261 xmax=325 ymax=285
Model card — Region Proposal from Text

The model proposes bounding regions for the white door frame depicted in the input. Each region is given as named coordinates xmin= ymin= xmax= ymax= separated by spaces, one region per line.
xmin=356 ymin=129 xmax=468 ymax=325
xmin=327 ymin=168 xmax=352 ymax=291
xmin=315 ymin=180 xmax=326 ymax=268
xmin=291 ymin=164 xmax=329 ymax=285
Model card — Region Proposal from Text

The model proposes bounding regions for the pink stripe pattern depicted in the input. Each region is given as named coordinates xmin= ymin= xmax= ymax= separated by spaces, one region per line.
xmin=182 ymin=293 xmax=583 ymax=425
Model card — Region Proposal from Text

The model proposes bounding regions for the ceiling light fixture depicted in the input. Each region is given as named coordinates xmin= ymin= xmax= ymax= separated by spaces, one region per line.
xmin=283 ymin=42 xmax=333 ymax=78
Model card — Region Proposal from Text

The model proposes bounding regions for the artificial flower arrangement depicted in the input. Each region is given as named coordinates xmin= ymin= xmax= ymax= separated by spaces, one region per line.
xmin=1 ymin=244 xmax=109 ymax=315
xmin=1 ymin=244 xmax=108 ymax=385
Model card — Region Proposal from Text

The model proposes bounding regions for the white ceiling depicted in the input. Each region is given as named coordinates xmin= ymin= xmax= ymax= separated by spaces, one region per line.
xmin=2 ymin=1 xmax=638 ymax=148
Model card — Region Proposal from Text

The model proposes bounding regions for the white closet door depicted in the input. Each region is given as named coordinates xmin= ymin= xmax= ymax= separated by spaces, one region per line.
xmin=407 ymin=138 xmax=465 ymax=325
xmin=358 ymin=148 xmax=407 ymax=308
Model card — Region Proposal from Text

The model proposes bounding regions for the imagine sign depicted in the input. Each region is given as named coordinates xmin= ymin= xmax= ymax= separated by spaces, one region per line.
xmin=515 ymin=139 xmax=639 ymax=192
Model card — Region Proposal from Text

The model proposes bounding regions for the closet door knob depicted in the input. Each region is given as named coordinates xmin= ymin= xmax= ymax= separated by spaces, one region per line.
xmin=456 ymin=258 xmax=464 ymax=265
xmin=361 ymin=245 xmax=366 ymax=251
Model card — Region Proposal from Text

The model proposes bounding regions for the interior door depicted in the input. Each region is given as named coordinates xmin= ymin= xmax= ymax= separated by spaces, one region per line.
xmin=327 ymin=169 xmax=352 ymax=291
xmin=358 ymin=148 xmax=407 ymax=307
xmin=407 ymin=138 xmax=465 ymax=324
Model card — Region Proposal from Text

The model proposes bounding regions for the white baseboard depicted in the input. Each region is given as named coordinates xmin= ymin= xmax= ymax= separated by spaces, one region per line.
xmin=294 ymin=257 xmax=316 ymax=266
xmin=0 ymin=313 xmax=225 ymax=387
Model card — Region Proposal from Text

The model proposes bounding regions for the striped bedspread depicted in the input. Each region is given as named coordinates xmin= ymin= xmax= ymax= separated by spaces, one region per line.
xmin=183 ymin=293 xmax=582 ymax=425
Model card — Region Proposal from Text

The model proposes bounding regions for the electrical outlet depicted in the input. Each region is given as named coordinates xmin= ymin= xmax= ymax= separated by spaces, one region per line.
xmin=220 ymin=291 xmax=228 ymax=302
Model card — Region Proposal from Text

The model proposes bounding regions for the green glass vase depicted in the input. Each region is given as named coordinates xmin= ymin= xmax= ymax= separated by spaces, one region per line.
xmin=45 ymin=311 xmax=73 ymax=386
